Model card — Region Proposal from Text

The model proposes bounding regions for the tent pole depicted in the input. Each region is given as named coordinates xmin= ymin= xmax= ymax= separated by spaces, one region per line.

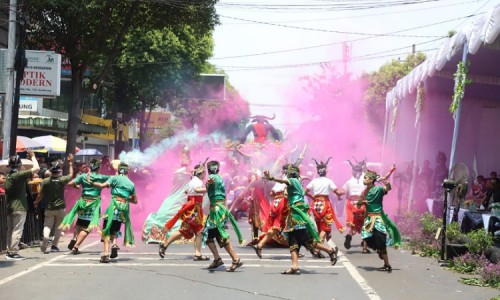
xmin=448 ymin=41 xmax=469 ymax=175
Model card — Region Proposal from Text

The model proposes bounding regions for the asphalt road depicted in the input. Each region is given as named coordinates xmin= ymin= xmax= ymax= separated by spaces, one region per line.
xmin=0 ymin=221 xmax=498 ymax=300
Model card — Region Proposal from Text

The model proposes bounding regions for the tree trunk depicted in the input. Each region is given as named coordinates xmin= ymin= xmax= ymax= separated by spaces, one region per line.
xmin=65 ymin=65 xmax=83 ymax=169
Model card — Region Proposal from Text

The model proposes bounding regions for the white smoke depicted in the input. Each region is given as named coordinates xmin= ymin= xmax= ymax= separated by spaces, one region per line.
xmin=118 ymin=126 xmax=226 ymax=169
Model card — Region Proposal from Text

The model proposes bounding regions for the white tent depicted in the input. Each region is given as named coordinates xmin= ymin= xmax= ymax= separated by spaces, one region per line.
xmin=382 ymin=4 xmax=500 ymax=210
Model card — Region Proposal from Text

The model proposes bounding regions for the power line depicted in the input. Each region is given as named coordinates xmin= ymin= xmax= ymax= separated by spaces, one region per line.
xmin=220 ymin=0 xmax=485 ymax=24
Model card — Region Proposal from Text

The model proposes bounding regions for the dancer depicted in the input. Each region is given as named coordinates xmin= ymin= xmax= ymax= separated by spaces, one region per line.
xmin=90 ymin=162 xmax=138 ymax=263
xmin=61 ymin=158 xmax=110 ymax=254
xmin=34 ymin=155 xmax=74 ymax=253
xmin=251 ymin=165 xmax=290 ymax=254
xmin=358 ymin=167 xmax=400 ymax=272
xmin=342 ymin=160 xmax=369 ymax=252
xmin=159 ymin=162 xmax=209 ymax=261
xmin=304 ymin=157 xmax=344 ymax=258
xmin=262 ymin=164 xmax=338 ymax=275
xmin=203 ymin=160 xmax=244 ymax=272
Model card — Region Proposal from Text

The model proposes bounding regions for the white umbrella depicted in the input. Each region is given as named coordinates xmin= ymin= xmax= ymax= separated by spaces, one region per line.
xmin=75 ymin=148 xmax=103 ymax=156
xmin=0 ymin=159 xmax=35 ymax=173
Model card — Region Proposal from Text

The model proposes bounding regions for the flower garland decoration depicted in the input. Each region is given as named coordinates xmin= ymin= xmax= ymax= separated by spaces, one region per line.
xmin=449 ymin=61 xmax=471 ymax=115
xmin=390 ymin=97 xmax=399 ymax=132
xmin=414 ymin=82 xmax=425 ymax=128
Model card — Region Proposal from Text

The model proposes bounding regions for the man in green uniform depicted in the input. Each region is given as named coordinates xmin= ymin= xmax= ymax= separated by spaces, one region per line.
xmin=5 ymin=150 xmax=40 ymax=260
xmin=91 ymin=162 xmax=138 ymax=263
xmin=35 ymin=154 xmax=74 ymax=253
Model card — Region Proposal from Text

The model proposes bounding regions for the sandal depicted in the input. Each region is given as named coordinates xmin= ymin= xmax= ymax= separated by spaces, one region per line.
xmin=329 ymin=247 xmax=338 ymax=266
xmin=315 ymin=251 xmax=325 ymax=259
xmin=110 ymin=245 xmax=120 ymax=259
xmin=100 ymin=255 xmax=110 ymax=263
xmin=207 ymin=258 xmax=224 ymax=269
xmin=252 ymin=245 xmax=262 ymax=259
xmin=193 ymin=255 xmax=210 ymax=261
xmin=159 ymin=244 xmax=167 ymax=258
xmin=281 ymin=268 xmax=301 ymax=275
xmin=225 ymin=258 xmax=243 ymax=272
xmin=362 ymin=249 xmax=371 ymax=254
xmin=71 ymin=247 xmax=81 ymax=255
xmin=378 ymin=264 xmax=392 ymax=273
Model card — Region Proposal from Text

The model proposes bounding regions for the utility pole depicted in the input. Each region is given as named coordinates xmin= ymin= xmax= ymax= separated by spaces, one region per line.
xmin=342 ymin=41 xmax=351 ymax=76
xmin=2 ymin=0 xmax=17 ymax=159
xmin=10 ymin=12 xmax=27 ymax=157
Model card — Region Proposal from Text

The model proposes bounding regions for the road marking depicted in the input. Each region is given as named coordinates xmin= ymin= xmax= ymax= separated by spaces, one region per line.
xmin=340 ymin=250 xmax=381 ymax=300
xmin=46 ymin=262 xmax=344 ymax=268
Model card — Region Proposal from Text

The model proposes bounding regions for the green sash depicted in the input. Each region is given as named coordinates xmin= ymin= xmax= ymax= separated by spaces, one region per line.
xmin=102 ymin=196 xmax=134 ymax=247
xmin=59 ymin=197 xmax=101 ymax=231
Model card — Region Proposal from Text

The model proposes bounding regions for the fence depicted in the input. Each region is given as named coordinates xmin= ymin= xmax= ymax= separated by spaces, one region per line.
xmin=0 ymin=192 xmax=41 ymax=253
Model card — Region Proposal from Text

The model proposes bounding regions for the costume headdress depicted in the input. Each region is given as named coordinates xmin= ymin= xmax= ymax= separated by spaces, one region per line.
xmin=118 ymin=162 xmax=129 ymax=175
xmin=193 ymin=157 xmax=209 ymax=176
xmin=207 ymin=160 xmax=220 ymax=174
xmin=347 ymin=157 xmax=367 ymax=173
xmin=312 ymin=157 xmax=332 ymax=176
xmin=365 ymin=169 xmax=379 ymax=181
xmin=249 ymin=113 xmax=275 ymax=124
xmin=89 ymin=158 xmax=101 ymax=171
xmin=285 ymin=163 xmax=300 ymax=178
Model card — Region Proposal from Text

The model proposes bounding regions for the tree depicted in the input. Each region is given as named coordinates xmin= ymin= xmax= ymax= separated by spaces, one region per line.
xmin=114 ymin=24 xmax=216 ymax=149
xmin=23 ymin=0 xmax=218 ymax=159
xmin=364 ymin=53 xmax=426 ymax=134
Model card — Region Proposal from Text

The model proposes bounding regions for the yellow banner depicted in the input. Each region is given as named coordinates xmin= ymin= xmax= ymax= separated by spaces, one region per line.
xmin=82 ymin=114 xmax=129 ymax=141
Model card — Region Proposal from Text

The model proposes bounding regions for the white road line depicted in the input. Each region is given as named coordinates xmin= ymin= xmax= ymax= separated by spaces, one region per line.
xmin=56 ymin=256 xmax=336 ymax=263
xmin=340 ymin=250 xmax=381 ymax=300
xmin=0 ymin=240 xmax=100 ymax=287
xmin=46 ymin=263 xmax=344 ymax=268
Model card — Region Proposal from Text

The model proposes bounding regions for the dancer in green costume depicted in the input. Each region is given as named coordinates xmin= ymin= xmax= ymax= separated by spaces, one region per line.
xmin=358 ymin=167 xmax=400 ymax=273
xmin=262 ymin=164 xmax=338 ymax=275
xmin=203 ymin=160 xmax=244 ymax=272
xmin=60 ymin=158 xmax=110 ymax=254
xmin=90 ymin=162 xmax=138 ymax=263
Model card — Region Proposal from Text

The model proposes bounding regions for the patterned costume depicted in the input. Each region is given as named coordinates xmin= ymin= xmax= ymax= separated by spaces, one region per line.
xmin=285 ymin=177 xmax=320 ymax=252
xmin=165 ymin=176 xmax=206 ymax=239
xmin=60 ymin=172 xmax=110 ymax=232
xmin=360 ymin=185 xmax=401 ymax=251
xmin=306 ymin=176 xmax=344 ymax=237
xmin=343 ymin=176 xmax=366 ymax=234
xmin=101 ymin=175 xmax=137 ymax=247
xmin=203 ymin=171 xmax=243 ymax=247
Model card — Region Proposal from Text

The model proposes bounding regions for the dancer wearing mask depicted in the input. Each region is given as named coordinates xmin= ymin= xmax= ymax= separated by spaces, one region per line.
xmin=203 ymin=160 xmax=244 ymax=272
xmin=262 ymin=164 xmax=338 ymax=275
xmin=159 ymin=161 xmax=209 ymax=261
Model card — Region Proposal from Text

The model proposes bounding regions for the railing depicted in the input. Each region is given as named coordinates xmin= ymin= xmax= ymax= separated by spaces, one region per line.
xmin=0 ymin=193 xmax=41 ymax=253
xmin=0 ymin=194 xmax=7 ymax=252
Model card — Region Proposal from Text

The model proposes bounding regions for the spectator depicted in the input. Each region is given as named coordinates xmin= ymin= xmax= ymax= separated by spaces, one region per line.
xmin=5 ymin=150 xmax=40 ymax=260
xmin=35 ymin=154 xmax=74 ymax=253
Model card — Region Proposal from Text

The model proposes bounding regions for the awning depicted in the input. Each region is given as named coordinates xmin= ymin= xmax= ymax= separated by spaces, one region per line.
xmin=386 ymin=3 xmax=500 ymax=109
xmin=18 ymin=115 xmax=108 ymax=135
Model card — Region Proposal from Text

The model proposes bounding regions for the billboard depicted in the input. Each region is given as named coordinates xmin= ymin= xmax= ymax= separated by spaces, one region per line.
xmin=0 ymin=49 xmax=62 ymax=97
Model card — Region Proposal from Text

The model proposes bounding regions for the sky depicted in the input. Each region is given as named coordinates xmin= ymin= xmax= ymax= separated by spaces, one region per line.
xmin=209 ymin=0 xmax=498 ymax=132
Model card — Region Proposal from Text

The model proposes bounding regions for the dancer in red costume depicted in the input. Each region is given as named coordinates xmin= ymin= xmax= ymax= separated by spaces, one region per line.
xmin=304 ymin=157 xmax=343 ymax=258
xmin=158 ymin=162 xmax=209 ymax=261
xmin=342 ymin=159 xmax=369 ymax=252
xmin=251 ymin=165 xmax=290 ymax=257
